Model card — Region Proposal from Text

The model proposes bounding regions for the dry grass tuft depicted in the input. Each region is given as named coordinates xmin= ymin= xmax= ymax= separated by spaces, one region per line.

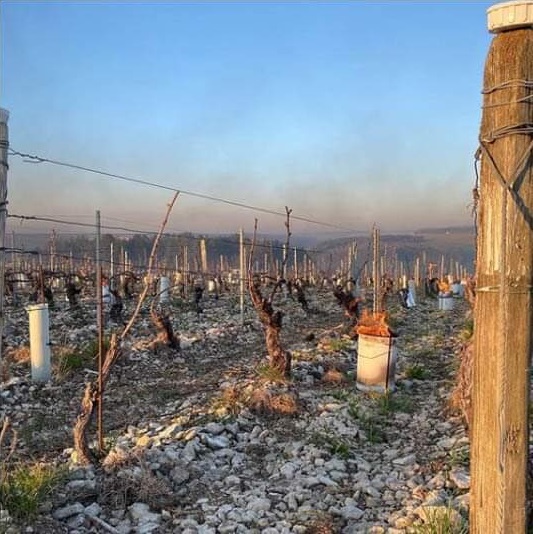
xmin=102 ymin=447 xmax=141 ymax=471
xmin=249 ymin=388 xmax=299 ymax=416
xmin=99 ymin=461 xmax=176 ymax=510
xmin=449 ymin=341 xmax=473 ymax=429
xmin=1 ymin=346 xmax=31 ymax=382
xmin=322 ymin=368 xmax=346 ymax=384
xmin=5 ymin=345 xmax=30 ymax=365
xmin=211 ymin=384 xmax=249 ymax=416
xmin=306 ymin=514 xmax=338 ymax=534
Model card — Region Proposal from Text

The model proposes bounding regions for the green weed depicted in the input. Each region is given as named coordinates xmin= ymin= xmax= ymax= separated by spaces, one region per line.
xmin=371 ymin=391 xmax=414 ymax=415
xmin=448 ymin=446 xmax=470 ymax=468
xmin=0 ymin=463 xmax=64 ymax=521
xmin=0 ymin=418 xmax=64 ymax=522
xmin=358 ymin=415 xmax=387 ymax=444
xmin=255 ymin=363 xmax=288 ymax=383
xmin=404 ymin=363 xmax=428 ymax=380
xmin=309 ymin=431 xmax=352 ymax=459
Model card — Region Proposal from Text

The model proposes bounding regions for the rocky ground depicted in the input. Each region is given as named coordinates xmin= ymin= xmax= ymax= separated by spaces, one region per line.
xmin=0 ymin=286 xmax=474 ymax=533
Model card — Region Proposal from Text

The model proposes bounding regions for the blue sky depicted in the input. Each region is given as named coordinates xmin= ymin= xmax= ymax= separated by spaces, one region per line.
xmin=1 ymin=1 xmax=494 ymax=237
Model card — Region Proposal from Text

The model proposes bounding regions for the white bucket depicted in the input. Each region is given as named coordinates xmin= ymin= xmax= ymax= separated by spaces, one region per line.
xmin=159 ymin=276 xmax=170 ymax=303
xmin=438 ymin=293 xmax=454 ymax=311
xmin=407 ymin=280 xmax=416 ymax=308
xmin=356 ymin=334 xmax=397 ymax=393
xmin=207 ymin=279 xmax=216 ymax=293
xmin=26 ymin=303 xmax=51 ymax=382
xmin=451 ymin=283 xmax=462 ymax=296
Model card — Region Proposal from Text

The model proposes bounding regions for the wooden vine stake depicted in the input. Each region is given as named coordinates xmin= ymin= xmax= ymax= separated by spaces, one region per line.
xmin=471 ymin=3 xmax=533 ymax=532
xmin=73 ymin=192 xmax=179 ymax=464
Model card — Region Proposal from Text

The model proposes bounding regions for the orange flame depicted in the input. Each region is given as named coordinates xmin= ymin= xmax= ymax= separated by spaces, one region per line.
xmin=356 ymin=309 xmax=393 ymax=337
xmin=438 ymin=279 xmax=450 ymax=293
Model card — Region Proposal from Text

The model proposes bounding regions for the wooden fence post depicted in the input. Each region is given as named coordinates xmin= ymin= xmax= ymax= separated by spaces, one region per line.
xmin=471 ymin=2 xmax=533 ymax=532
xmin=0 ymin=109 xmax=9 ymax=369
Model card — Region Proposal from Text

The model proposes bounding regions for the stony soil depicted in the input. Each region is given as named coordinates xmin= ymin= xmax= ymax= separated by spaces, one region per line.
xmin=1 ymin=287 xmax=475 ymax=533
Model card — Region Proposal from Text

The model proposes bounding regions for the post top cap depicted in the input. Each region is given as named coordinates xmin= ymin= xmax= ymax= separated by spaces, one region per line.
xmin=488 ymin=1 xmax=533 ymax=33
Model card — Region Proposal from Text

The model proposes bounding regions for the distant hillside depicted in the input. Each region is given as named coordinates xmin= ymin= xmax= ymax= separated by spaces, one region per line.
xmin=313 ymin=225 xmax=475 ymax=276
xmin=9 ymin=226 xmax=475 ymax=277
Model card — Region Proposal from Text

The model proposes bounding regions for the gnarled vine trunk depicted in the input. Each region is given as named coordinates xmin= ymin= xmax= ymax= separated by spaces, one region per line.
xmin=249 ymin=279 xmax=291 ymax=377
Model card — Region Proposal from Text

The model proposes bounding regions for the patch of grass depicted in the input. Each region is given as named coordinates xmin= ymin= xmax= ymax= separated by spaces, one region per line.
xmin=358 ymin=414 xmax=387 ymax=444
xmin=54 ymin=337 xmax=111 ymax=378
xmin=413 ymin=505 xmax=468 ymax=533
xmin=330 ymin=389 xmax=350 ymax=402
xmin=448 ymin=446 xmax=470 ymax=468
xmin=255 ymin=363 xmax=288 ymax=383
xmin=404 ymin=363 xmax=428 ymax=380
xmin=309 ymin=431 xmax=352 ymax=459
xmin=54 ymin=347 xmax=87 ymax=378
xmin=370 ymin=391 xmax=415 ymax=415
xmin=347 ymin=397 xmax=360 ymax=420
xmin=79 ymin=337 xmax=111 ymax=361
xmin=0 ymin=420 xmax=64 ymax=524
xmin=1 ymin=463 xmax=64 ymax=521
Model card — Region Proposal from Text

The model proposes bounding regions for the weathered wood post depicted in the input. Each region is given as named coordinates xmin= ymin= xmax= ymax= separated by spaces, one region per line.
xmin=239 ymin=228 xmax=245 ymax=325
xmin=471 ymin=2 xmax=533 ymax=532
xmin=372 ymin=226 xmax=381 ymax=314
xmin=0 ymin=109 xmax=8 ymax=368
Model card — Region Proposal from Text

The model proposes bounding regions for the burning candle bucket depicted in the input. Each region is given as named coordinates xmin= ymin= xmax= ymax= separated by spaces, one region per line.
xmin=356 ymin=333 xmax=397 ymax=393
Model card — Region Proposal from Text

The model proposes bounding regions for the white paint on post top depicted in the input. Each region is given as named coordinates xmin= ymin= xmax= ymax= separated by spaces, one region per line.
xmin=487 ymin=1 xmax=533 ymax=33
